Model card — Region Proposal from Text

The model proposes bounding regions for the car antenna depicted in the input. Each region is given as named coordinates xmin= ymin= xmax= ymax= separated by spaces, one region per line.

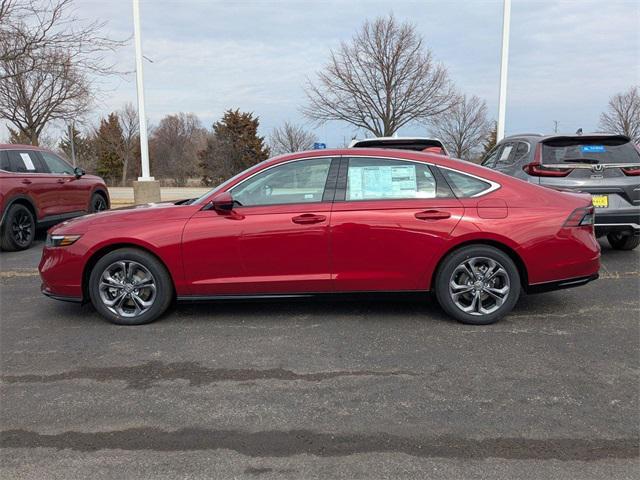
xmin=576 ymin=128 xmax=583 ymax=135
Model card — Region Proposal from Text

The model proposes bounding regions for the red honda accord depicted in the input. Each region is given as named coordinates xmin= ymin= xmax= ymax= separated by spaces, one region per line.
xmin=39 ymin=148 xmax=600 ymax=325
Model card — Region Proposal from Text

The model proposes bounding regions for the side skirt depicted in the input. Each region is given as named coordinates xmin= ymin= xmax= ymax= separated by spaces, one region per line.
xmin=177 ymin=291 xmax=430 ymax=303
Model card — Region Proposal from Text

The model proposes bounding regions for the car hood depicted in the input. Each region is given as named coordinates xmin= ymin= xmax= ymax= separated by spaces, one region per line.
xmin=50 ymin=201 xmax=198 ymax=234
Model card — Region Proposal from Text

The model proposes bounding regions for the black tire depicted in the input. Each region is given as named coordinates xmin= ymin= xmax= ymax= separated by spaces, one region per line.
xmin=1 ymin=203 xmax=35 ymax=251
xmin=607 ymin=232 xmax=640 ymax=251
xmin=434 ymin=245 xmax=521 ymax=325
xmin=90 ymin=192 xmax=108 ymax=213
xmin=88 ymin=248 xmax=173 ymax=325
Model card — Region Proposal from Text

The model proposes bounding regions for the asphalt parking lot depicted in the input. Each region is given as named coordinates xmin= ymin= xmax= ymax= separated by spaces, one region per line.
xmin=0 ymin=238 xmax=638 ymax=479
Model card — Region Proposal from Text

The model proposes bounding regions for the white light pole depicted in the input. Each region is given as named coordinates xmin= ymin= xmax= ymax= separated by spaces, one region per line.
xmin=131 ymin=0 xmax=160 ymax=203
xmin=133 ymin=0 xmax=151 ymax=180
xmin=497 ymin=0 xmax=511 ymax=142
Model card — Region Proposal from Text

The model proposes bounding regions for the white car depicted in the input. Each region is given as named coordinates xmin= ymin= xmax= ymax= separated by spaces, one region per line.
xmin=349 ymin=137 xmax=449 ymax=156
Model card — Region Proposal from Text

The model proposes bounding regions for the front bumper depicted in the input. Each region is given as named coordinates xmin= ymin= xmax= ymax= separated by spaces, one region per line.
xmin=41 ymin=284 xmax=82 ymax=303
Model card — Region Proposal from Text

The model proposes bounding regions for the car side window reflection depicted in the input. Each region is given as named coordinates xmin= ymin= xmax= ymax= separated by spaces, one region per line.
xmin=481 ymin=146 xmax=500 ymax=168
xmin=40 ymin=151 xmax=74 ymax=174
xmin=231 ymin=158 xmax=332 ymax=207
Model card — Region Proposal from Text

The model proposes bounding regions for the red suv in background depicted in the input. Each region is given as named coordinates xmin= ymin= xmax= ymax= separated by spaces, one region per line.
xmin=0 ymin=144 xmax=110 ymax=251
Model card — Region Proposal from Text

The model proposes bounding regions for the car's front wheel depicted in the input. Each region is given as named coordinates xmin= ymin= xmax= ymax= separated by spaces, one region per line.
xmin=1 ymin=203 xmax=35 ymax=251
xmin=607 ymin=232 xmax=639 ymax=251
xmin=434 ymin=245 xmax=521 ymax=325
xmin=88 ymin=248 xmax=173 ymax=325
xmin=90 ymin=192 xmax=108 ymax=213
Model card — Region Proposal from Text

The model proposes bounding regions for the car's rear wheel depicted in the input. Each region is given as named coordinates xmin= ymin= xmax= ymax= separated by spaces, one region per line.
xmin=434 ymin=245 xmax=521 ymax=325
xmin=90 ymin=192 xmax=108 ymax=213
xmin=607 ymin=232 xmax=639 ymax=251
xmin=1 ymin=204 xmax=35 ymax=251
xmin=88 ymin=248 xmax=173 ymax=325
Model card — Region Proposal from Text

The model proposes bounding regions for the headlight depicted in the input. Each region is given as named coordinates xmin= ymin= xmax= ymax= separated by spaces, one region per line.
xmin=46 ymin=234 xmax=82 ymax=247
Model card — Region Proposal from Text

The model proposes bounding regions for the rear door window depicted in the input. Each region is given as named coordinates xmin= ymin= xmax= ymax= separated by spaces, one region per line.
xmin=5 ymin=150 xmax=41 ymax=173
xmin=481 ymin=146 xmax=500 ymax=168
xmin=344 ymin=157 xmax=439 ymax=201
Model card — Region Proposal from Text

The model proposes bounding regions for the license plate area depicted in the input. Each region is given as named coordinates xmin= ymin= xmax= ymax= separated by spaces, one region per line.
xmin=591 ymin=194 xmax=608 ymax=208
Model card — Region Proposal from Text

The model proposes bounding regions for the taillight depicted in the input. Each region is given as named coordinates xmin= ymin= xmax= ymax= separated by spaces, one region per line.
xmin=523 ymin=162 xmax=573 ymax=177
xmin=563 ymin=206 xmax=595 ymax=228
xmin=621 ymin=166 xmax=640 ymax=176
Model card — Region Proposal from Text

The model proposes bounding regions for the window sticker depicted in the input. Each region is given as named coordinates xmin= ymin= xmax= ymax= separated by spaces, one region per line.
xmin=19 ymin=153 xmax=36 ymax=171
xmin=581 ymin=145 xmax=606 ymax=153
xmin=348 ymin=165 xmax=418 ymax=200
xmin=499 ymin=145 xmax=513 ymax=160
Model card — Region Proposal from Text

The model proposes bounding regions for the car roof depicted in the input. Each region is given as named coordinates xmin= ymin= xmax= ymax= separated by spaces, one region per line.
xmin=0 ymin=144 xmax=44 ymax=151
xmin=503 ymin=132 xmax=631 ymax=143
xmin=348 ymin=137 xmax=447 ymax=151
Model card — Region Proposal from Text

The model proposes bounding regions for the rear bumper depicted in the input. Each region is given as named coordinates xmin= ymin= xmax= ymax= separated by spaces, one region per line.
xmin=526 ymin=273 xmax=599 ymax=294
xmin=594 ymin=210 xmax=640 ymax=236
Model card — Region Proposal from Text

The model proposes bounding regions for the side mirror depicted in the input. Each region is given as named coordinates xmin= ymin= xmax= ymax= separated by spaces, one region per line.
xmin=73 ymin=166 xmax=85 ymax=178
xmin=210 ymin=191 xmax=235 ymax=214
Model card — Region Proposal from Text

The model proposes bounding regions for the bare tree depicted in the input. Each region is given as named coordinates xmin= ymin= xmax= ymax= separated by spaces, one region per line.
xmin=303 ymin=14 xmax=457 ymax=137
xmin=118 ymin=103 xmax=140 ymax=186
xmin=428 ymin=94 xmax=491 ymax=161
xmin=599 ymin=86 xmax=640 ymax=143
xmin=269 ymin=121 xmax=317 ymax=155
xmin=150 ymin=113 xmax=207 ymax=186
xmin=0 ymin=0 xmax=123 ymax=144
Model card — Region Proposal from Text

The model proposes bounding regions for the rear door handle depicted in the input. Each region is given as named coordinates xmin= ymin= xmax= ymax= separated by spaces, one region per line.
xmin=292 ymin=214 xmax=326 ymax=225
xmin=415 ymin=210 xmax=451 ymax=220
xmin=21 ymin=179 xmax=32 ymax=185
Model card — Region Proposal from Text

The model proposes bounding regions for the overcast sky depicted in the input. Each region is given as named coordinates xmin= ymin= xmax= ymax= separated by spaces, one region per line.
xmin=7 ymin=0 xmax=640 ymax=147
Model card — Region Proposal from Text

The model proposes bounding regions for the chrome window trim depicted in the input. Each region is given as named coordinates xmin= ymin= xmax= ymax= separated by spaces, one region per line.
xmin=215 ymin=154 xmax=501 ymax=202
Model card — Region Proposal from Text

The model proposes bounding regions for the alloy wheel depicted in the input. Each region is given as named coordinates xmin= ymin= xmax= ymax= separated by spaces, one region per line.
xmin=98 ymin=260 xmax=157 ymax=318
xmin=11 ymin=210 xmax=33 ymax=247
xmin=448 ymin=256 xmax=511 ymax=316
xmin=93 ymin=196 xmax=107 ymax=212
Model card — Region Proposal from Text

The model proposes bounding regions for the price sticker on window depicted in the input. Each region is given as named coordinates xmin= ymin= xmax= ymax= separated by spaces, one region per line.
xmin=19 ymin=153 xmax=36 ymax=171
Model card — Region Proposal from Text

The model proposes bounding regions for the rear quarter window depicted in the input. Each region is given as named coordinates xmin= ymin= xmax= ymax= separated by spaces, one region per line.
xmin=441 ymin=168 xmax=493 ymax=197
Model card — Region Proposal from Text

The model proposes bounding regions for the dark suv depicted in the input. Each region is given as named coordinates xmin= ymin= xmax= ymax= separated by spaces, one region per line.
xmin=0 ymin=144 xmax=110 ymax=251
xmin=481 ymin=133 xmax=640 ymax=250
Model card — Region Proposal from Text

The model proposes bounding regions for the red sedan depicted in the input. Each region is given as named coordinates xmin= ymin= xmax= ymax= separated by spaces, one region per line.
xmin=39 ymin=148 xmax=600 ymax=325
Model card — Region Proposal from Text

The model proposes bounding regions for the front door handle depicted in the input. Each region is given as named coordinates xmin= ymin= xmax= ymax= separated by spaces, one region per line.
xmin=56 ymin=179 xmax=65 ymax=184
xmin=292 ymin=213 xmax=326 ymax=225
xmin=415 ymin=210 xmax=451 ymax=221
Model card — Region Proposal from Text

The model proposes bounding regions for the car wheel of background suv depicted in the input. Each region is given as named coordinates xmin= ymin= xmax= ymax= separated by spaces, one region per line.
xmin=88 ymin=248 xmax=174 ymax=325
xmin=607 ymin=232 xmax=640 ymax=251
xmin=1 ymin=203 xmax=35 ymax=251
xmin=90 ymin=192 xmax=108 ymax=213
xmin=434 ymin=245 xmax=521 ymax=325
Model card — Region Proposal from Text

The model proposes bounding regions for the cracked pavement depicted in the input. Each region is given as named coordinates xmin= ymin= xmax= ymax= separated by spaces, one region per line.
xmin=0 ymin=239 xmax=639 ymax=479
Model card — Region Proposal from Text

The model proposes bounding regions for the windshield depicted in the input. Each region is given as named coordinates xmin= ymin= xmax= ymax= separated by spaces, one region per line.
xmin=541 ymin=136 xmax=640 ymax=165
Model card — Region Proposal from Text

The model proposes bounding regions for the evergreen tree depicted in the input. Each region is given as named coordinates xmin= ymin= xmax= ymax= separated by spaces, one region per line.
xmin=95 ymin=113 xmax=124 ymax=185
xmin=7 ymin=126 xmax=31 ymax=144
xmin=59 ymin=126 xmax=95 ymax=170
xmin=481 ymin=121 xmax=498 ymax=157
xmin=200 ymin=109 xmax=270 ymax=186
